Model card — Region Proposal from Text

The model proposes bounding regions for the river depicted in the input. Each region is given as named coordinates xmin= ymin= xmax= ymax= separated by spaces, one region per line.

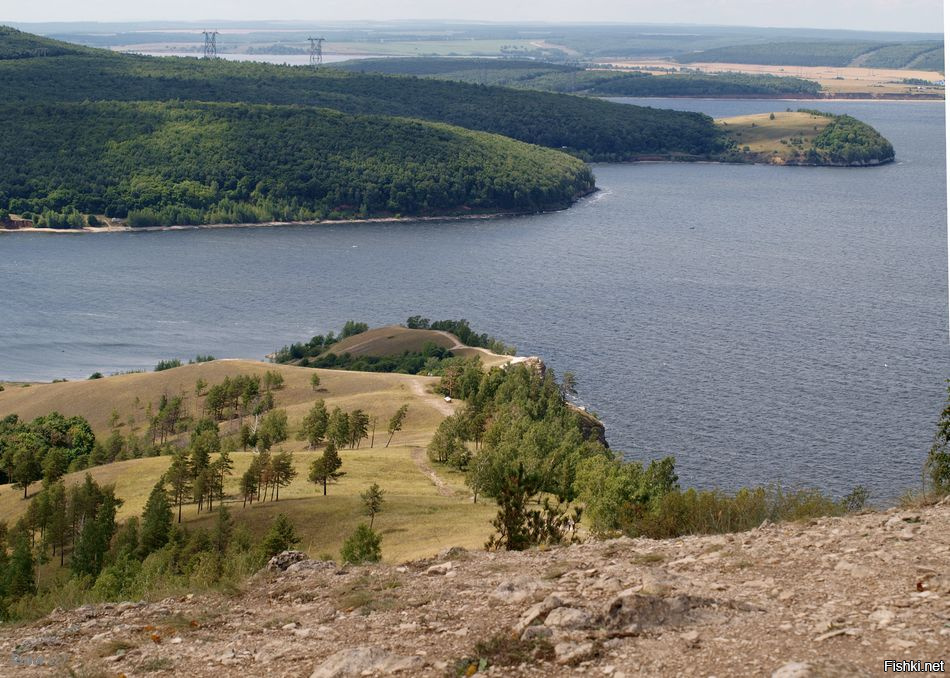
xmin=1 ymin=98 xmax=945 ymax=501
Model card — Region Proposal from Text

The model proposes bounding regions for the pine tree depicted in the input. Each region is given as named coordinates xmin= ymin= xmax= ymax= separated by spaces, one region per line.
xmin=348 ymin=410 xmax=370 ymax=449
xmin=6 ymin=534 xmax=36 ymax=597
xmin=165 ymin=450 xmax=192 ymax=523
xmin=308 ymin=442 xmax=344 ymax=496
xmin=269 ymin=449 xmax=297 ymax=501
xmin=299 ymin=400 xmax=329 ymax=449
xmin=326 ymin=408 xmax=350 ymax=449
xmin=139 ymin=481 xmax=173 ymax=558
xmin=261 ymin=513 xmax=300 ymax=557
xmin=386 ymin=405 xmax=409 ymax=447
xmin=360 ymin=483 xmax=385 ymax=529
xmin=340 ymin=523 xmax=382 ymax=564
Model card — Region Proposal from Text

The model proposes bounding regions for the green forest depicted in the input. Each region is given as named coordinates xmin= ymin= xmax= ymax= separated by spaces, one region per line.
xmin=811 ymin=114 xmax=896 ymax=165
xmin=0 ymin=28 xmax=725 ymax=162
xmin=0 ymin=101 xmax=594 ymax=226
xmin=334 ymin=58 xmax=823 ymax=96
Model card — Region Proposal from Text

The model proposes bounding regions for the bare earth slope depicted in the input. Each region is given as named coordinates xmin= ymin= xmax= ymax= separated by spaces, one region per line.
xmin=3 ymin=501 xmax=947 ymax=677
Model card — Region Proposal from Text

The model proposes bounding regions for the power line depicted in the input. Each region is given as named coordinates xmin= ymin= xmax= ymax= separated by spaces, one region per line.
xmin=202 ymin=30 xmax=219 ymax=59
xmin=308 ymin=37 xmax=326 ymax=68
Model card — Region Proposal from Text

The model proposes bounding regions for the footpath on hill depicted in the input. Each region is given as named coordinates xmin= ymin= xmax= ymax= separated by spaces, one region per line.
xmin=1 ymin=501 xmax=948 ymax=677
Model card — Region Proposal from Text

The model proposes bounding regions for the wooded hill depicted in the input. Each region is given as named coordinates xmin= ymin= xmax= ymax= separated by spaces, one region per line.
xmin=0 ymin=101 xmax=594 ymax=226
xmin=0 ymin=27 xmax=725 ymax=162
xmin=334 ymin=57 xmax=823 ymax=97
xmin=678 ymin=40 xmax=944 ymax=69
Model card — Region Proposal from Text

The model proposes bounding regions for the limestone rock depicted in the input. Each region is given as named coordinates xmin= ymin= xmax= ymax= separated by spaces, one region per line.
xmin=310 ymin=646 xmax=424 ymax=678
xmin=554 ymin=640 xmax=595 ymax=665
xmin=544 ymin=606 xmax=592 ymax=630
xmin=266 ymin=550 xmax=309 ymax=572
xmin=425 ymin=561 xmax=453 ymax=576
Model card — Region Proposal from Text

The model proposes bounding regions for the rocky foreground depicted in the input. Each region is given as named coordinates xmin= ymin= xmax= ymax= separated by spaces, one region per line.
xmin=3 ymin=501 xmax=949 ymax=677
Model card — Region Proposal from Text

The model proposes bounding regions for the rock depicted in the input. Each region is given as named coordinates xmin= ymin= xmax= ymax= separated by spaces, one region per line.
xmin=491 ymin=577 xmax=539 ymax=604
xmin=425 ymin=561 xmax=453 ymax=576
xmin=544 ymin=606 xmax=592 ymax=630
xmin=521 ymin=625 xmax=554 ymax=641
xmin=281 ymin=622 xmax=298 ymax=631
xmin=438 ymin=546 xmax=468 ymax=560
xmin=772 ymin=662 xmax=815 ymax=678
xmin=604 ymin=592 xmax=703 ymax=631
xmin=554 ymin=640 xmax=595 ymax=665
xmin=639 ymin=573 xmax=674 ymax=596
xmin=310 ymin=646 xmax=425 ymax=677
xmin=513 ymin=593 xmax=573 ymax=634
xmin=772 ymin=660 xmax=871 ymax=677
xmin=266 ymin=550 xmax=309 ymax=572
xmin=286 ymin=559 xmax=338 ymax=574
xmin=868 ymin=608 xmax=895 ymax=628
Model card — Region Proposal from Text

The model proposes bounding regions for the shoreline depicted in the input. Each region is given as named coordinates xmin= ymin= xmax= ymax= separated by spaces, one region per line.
xmin=0 ymin=207 xmax=572 ymax=236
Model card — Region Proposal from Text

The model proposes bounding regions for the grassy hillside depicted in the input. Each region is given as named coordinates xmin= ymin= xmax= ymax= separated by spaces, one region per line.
xmin=718 ymin=111 xmax=895 ymax=166
xmin=0 ymin=27 xmax=725 ymax=163
xmin=324 ymin=326 xmax=460 ymax=358
xmin=334 ymin=57 xmax=822 ymax=97
xmin=0 ymin=360 xmax=497 ymax=562
xmin=0 ymin=101 xmax=593 ymax=226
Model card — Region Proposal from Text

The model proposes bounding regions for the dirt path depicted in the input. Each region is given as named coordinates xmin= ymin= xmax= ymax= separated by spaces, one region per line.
xmin=409 ymin=378 xmax=455 ymax=416
xmin=410 ymin=446 xmax=454 ymax=497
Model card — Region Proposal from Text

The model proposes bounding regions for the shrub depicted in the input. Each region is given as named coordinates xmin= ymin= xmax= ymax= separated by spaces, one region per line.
xmin=261 ymin=513 xmax=300 ymax=557
xmin=340 ymin=523 xmax=382 ymax=564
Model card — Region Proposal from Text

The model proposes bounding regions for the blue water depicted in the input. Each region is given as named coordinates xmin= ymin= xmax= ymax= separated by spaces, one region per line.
xmin=1 ymin=99 xmax=946 ymax=501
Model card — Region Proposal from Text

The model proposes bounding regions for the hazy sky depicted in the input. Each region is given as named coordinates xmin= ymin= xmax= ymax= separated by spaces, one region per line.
xmin=2 ymin=0 xmax=944 ymax=34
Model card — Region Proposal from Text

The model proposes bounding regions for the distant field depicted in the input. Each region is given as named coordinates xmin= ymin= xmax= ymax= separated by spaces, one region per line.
xmin=608 ymin=59 xmax=945 ymax=97
xmin=0 ymin=359 xmax=501 ymax=563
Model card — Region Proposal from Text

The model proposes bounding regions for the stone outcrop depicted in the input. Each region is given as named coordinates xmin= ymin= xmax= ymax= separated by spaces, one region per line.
xmin=1 ymin=503 xmax=948 ymax=677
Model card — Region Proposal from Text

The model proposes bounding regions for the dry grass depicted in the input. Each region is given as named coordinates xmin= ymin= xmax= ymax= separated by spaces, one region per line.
xmin=603 ymin=58 xmax=945 ymax=97
xmin=0 ymin=360 xmax=496 ymax=563
xmin=716 ymin=111 xmax=831 ymax=157
xmin=324 ymin=325 xmax=459 ymax=358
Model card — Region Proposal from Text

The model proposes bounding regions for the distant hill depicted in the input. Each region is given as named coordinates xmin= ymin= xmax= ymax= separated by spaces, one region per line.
xmin=0 ymin=25 xmax=89 ymax=59
xmin=0 ymin=27 xmax=725 ymax=163
xmin=679 ymin=40 xmax=944 ymax=70
xmin=0 ymin=100 xmax=594 ymax=226
xmin=333 ymin=57 xmax=822 ymax=97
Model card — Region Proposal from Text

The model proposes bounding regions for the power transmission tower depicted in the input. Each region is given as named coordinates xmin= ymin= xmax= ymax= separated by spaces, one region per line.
xmin=202 ymin=30 xmax=219 ymax=59
xmin=308 ymin=37 xmax=325 ymax=68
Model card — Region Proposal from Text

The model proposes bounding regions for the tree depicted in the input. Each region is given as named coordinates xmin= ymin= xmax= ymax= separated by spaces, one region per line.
xmin=139 ymin=480 xmax=173 ymax=558
xmin=340 ymin=524 xmax=382 ymax=564
xmin=299 ymin=400 xmax=329 ymax=449
xmin=369 ymin=415 xmax=378 ymax=448
xmin=348 ymin=409 xmax=370 ymax=449
xmin=6 ymin=533 xmax=36 ymax=597
xmin=9 ymin=437 xmax=42 ymax=499
xmin=268 ymin=449 xmax=297 ymax=501
xmin=360 ymin=483 xmax=385 ymax=529
xmin=71 ymin=489 xmax=118 ymax=578
xmin=261 ymin=513 xmax=300 ymax=557
xmin=310 ymin=373 xmax=321 ymax=392
xmin=256 ymin=409 xmax=289 ymax=452
xmin=212 ymin=506 xmax=233 ymax=556
xmin=326 ymin=408 xmax=350 ymax=449
xmin=308 ymin=442 xmax=344 ymax=496
xmin=927 ymin=380 xmax=950 ymax=494
xmin=46 ymin=481 xmax=68 ymax=565
xmin=239 ymin=467 xmax=258 ymax=508
xmin=165 ymin=450 xmax=192 ymax=523
xmin=386 ymin=405 xmax=409 ymax=447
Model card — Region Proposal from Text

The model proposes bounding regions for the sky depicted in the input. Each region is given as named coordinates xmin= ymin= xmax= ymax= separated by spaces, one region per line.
xmin=1 ymin=0 xmax=944 ymax=34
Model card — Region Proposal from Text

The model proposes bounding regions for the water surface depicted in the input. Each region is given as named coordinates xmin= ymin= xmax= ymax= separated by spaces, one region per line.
xmin=2 ymin=99 xmax=946 ymax=501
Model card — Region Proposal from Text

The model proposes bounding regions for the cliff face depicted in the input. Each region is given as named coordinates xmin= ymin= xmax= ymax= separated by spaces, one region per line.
xmin=2 ymin=500 xmax=947 ymax=677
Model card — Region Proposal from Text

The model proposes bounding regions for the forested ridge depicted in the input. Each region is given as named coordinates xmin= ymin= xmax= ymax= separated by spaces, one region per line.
xmin=0 ymin=101 xmax=594 ymax=226
xmin=0 ymin=29 xmax=725 ymax=162
xmin=334 ymin=57 xmax=823 ymax=97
